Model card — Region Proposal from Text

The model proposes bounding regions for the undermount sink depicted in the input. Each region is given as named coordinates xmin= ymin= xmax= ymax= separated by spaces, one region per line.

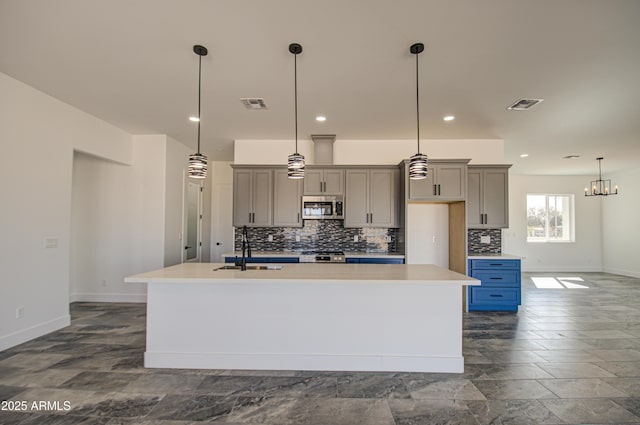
xmin=214 ymin=265 xmax=283 ymax=271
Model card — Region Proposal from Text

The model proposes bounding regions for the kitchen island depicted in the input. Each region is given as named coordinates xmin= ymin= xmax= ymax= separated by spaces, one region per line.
xmin=125 ymin=262 xmax=479 ymax=373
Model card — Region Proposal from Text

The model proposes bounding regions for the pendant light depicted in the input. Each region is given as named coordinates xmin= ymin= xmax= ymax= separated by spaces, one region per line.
xmin=287 ymin=43 xmax=305 ymax=179
xmin=188 ymin=45 xmax=208 ymax=179
xmin=585 ymin=157 xmax=619 ymax=196
xmin=409 ymin=42 xmax=428 ymax=180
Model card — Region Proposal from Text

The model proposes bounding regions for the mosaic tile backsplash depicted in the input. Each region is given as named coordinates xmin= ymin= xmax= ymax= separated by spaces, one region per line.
xmin=234 ymin=220 xmax=398 ymax=253
xmin=468 ymin=228 xmax=502 ymax=254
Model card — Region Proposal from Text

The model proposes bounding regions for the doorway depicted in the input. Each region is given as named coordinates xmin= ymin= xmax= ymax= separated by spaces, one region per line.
xmin=183 ymin=179 xmax=202 ymax=262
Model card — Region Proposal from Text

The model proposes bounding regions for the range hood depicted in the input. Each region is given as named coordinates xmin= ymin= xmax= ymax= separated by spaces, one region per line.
xmin=311 ymin=134 xmax=336 ymax=165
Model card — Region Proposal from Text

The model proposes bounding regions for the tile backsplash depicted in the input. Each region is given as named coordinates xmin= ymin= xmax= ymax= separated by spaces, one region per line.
xmin=235 ymin=220 xmax=398 ymax=253
xmin=468 ymin=228 xmax=502 ymax=254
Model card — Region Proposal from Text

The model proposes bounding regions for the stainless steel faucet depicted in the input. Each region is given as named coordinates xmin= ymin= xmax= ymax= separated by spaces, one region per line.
xmin=240 ymin=225 xmax=252 ymax=271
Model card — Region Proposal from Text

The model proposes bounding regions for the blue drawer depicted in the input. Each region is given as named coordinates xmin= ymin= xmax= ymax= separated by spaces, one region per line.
xmin=470 ymin=270 xmax=520 ymax=287
xmin=471 ymin=287 xmax=520 ymax=304
xmin=470 ymin=259 xmax=520 ymax=270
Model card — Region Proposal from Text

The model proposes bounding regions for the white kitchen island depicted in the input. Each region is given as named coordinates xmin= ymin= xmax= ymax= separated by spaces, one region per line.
xmin=125 ymin=262 xmax=479 ymax=373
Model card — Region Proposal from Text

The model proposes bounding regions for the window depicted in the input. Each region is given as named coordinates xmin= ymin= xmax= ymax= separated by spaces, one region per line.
xmin=527 ymin=194 xmax=574 ymax=242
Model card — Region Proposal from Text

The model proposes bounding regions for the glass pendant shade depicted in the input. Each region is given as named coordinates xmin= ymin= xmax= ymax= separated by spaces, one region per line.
xmin=409 ymin=153 xmax=428 ymax=179
xmin=287 ymin=152 xmax=305 ymax=179
xmin=188 ymin=153 xmax=208 ymax=179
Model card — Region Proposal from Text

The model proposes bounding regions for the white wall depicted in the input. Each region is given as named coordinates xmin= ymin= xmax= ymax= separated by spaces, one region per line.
xmin=234 ymin=139 xmax=504 ymax=165
xmin=406 ymin=204 xmax=449 ymax=268
xmin=70 ymin=136 xmax=168 ymax=303
xmin=503 ymin=174 xmax=603 ymax=272
xmin=0 ymin=72 xmax=132 ymax=350
xmin=602 ymin=167 xmax=640 ymax=278
xmin=210 ymin=161 xmax=234 ymax=262
xmin=164 ymin=136 xmax=190 ymax=266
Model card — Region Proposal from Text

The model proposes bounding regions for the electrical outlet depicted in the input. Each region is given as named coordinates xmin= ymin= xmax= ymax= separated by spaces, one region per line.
xmin=295 ymin=235 xmax=301 ymax=242
xmin=386 ymin=235 xmax=392 ymax=242
xmin=16 ymin=306 xmax=24 ymax=319
xmin=268 ymin=235 xmax=273 ymax=242
xmin=480 ymin=235 xmax=491 ymax=244
xmin=353 ymin=235 xmax=358 ymax=242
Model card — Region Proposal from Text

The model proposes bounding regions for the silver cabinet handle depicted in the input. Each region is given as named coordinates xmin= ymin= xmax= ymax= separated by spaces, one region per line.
xmin=297 ymin=212 xmax=300 ymax=223
xmin=249 ymin=212 xmax=252 ymax=223
xmin=320 ymin=181 xmax=323 ymax=192
xmin=434 ymin=184 xmax=437 ymax=196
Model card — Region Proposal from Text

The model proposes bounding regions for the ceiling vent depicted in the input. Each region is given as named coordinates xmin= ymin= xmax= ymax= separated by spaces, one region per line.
xmin=240 ymin=98 xmax=268 ymax=110
xmin=507 ymin=98 xmax=543 ymax=110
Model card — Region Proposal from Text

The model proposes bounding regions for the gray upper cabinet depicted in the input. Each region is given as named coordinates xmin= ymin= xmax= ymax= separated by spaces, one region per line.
xmin=273 ymin=169 xmax=303 ymax=227
xmin=467 ymin=165 xmax=511 ymax=228
xmin=408 ymin=160 xmax=469 ymax=201
xmin=232 ymin=168 xmax=273 ymax=227
xmin=303 ymin=169 xmax=344 ymax=195
xmin=345 ymin=168 xmax=398 ymax=228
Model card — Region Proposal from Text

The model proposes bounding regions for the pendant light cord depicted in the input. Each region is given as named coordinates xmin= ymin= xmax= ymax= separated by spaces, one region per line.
xmin=294 ymin=52 xmax=298 ymax=153
xmin=197 ymin=53 xmax=202 ymax=155
xmin=415 ymin=51 xmax=420 ymax=153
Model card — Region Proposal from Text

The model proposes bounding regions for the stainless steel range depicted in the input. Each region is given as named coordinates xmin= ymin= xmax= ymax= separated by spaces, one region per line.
xmin=299 ymin=251 xmax=346 ymax=263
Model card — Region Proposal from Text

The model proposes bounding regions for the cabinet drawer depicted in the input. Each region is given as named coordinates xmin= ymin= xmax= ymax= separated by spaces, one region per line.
xmin=470 ymin=259 xmax=519 ymax=270
xmin=471 ymin=270 xmax=519 ymax=287
xmin=470 ymin=287 xmax=521 ymax=304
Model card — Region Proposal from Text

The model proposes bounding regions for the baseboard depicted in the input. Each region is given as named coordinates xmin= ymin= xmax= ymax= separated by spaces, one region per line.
xmin=602 ymin=267 xmax=640 ymax=279
xmin=0 ymin=315 xmax=70 ymax=351
xmin=521 ymin=266 xmax=603 ymax=273
xmin=69 ymin=293 xmax=147 ymax=303
xmin=144 ymin=351 xmax=464 ymax=373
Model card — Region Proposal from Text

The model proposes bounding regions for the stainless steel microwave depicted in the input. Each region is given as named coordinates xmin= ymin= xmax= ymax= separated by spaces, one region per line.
xmin=301 ymin=195 xmax=344 ymax=220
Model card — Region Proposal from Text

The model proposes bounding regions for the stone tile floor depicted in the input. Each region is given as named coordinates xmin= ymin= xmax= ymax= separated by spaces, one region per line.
xmin=1 ymin=272 xmax=640 ymax=424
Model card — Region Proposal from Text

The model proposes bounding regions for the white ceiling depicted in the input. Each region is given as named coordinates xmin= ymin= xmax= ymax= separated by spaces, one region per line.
xmin=1 ymin=0 xmax=639 ymax=175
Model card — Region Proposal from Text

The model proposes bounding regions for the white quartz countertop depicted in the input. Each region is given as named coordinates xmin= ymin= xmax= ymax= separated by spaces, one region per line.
xmin=221 ymin=251 xmax=405 ymax=259
xmin=468 ymin=253 xmax=522 ymax=260
xmin=126 ymin=262 xmax=478 ymax=286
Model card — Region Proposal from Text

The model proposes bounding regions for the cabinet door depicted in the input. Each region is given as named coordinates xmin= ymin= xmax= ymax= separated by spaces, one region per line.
xmin=323 ymin=169 xmax=344 ymax=195
xmin=369 ymin=169 xmax=396 ymax=227
xmin=467 ymin=169 xmax=483 ymax=227
xmin=251 ymin=169 xmax=273 ymax=226
xmin=408 ymin=169 xmax=437 ymax=200
xmin=437 ymin=164 xmax=466 ymax=200
xmin=345 ymin=170 xmax=369 ymax=227
xmin=483 ymin=169 xmax=509 ymax=228
xmin=303 ymin=170 xmax=324 ymax=195
xmin=273 ymin=169 xmax=302 ymax=227
xmin=233 ymin=170 xmax=253 ymax=226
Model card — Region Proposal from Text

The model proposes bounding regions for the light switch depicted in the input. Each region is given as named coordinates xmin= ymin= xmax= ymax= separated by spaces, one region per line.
xmin=480 ymin=235 xmax=491 ymax=244
xmin=44 ymin=237 xmax=58 ymax=248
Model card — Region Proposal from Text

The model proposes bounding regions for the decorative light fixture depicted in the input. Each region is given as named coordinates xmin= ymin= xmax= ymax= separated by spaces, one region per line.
xmin=585 ymin=157 xmax=618 ymax=196
xmin=287 ymin=43 xmax=305 ymax=179
xmin=188 ymin=44 xmax=208 ymax=179
xmin=409 ymin=43 xmax=428 ymax=180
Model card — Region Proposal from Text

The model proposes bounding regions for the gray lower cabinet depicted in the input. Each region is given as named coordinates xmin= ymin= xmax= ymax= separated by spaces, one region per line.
xmin=345 ymin=168 xmax=398 ymax=228
xmin=467 ymin=165 xmax=511 ymax=228
xmin=408 ymin=160 xmax=469 ymax=201
xmin=232 ymin=168 xmax=272 ymax=227
xmin=303 ymin=169 xmax=344 ymax=195
xmin=273 ymin=169 xmax=303 ymax=227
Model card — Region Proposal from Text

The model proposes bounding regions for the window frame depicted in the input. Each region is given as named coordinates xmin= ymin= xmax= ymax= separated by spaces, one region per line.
xmin=526 ymin=193 xmax=575 ymax=243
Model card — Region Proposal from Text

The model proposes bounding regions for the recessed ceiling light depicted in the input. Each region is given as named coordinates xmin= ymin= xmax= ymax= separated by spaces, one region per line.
xmin=520 ymin=153 xmax=529 ymax=158
xmin=443 ymin=115 xmax=455 ymax=121
xmin=189 ymin=116 xmax=200 ymax=122
xmin=316 ymin=116 xmax=326 ymax=122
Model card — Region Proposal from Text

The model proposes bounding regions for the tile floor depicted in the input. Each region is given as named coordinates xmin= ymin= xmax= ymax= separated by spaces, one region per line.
xmin=1 ymin=272 xmax=640 ymax=424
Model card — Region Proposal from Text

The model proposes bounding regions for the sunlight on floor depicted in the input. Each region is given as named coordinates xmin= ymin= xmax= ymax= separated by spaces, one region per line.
xmin=532 ymin=276 xmax=589 ymax=289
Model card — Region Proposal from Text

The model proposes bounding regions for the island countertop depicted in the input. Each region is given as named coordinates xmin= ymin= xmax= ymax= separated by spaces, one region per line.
xmin=126 ymin=262 xmax=479 ymax=286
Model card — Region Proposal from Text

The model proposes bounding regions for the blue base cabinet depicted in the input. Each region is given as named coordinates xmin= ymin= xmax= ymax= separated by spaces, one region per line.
xmin=468 ymin=259 xmax=521 ymax=311
xmin=224 ymin=256 xmax=299 ymax=264
xmin=346 ymin=258 xmax=405 ymax=264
